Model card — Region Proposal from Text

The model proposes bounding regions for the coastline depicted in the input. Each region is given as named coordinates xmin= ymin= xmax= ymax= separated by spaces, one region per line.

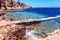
xmin=0 ymin=0 xmax=32 ymax=12
xmin=0 ymin=0 xmax=60 ymax=40
xmin=0 ymin=0 xmax=32 ymax=39
xmin=0 ymin=7 xmax=31 ymax=12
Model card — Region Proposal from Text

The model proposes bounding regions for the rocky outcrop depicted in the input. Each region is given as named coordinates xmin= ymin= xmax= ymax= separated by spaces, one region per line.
xmin=0 ymin=23 xmax=26 ymax=40
xmin=0 ymin=0 xmax=31 ymax=11
xmin=0 ymin=13 xmax=39 ymax=40
xmin=0 ymin=15 xmax=26 ymax=40
xmin=42 ymin=29 xmax=60 ymax=40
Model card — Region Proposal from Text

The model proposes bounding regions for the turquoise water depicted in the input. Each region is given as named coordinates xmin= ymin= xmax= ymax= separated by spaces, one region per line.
xmin=5 ymin=11 xmax=45 ymax=20
xmin=5 ymin=8 xmax=60 ymax=33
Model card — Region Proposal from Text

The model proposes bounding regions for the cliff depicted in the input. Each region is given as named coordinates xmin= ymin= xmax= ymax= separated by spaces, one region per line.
xmin=0 ymin=0 xmax=31 ymax=11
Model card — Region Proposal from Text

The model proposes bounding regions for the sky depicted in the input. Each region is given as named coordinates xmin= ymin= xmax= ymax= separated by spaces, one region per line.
xmin=15 ymin=0 xmax=60 ymax=7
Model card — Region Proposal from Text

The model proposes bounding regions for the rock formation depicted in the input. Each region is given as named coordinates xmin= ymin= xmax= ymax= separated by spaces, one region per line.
xmin=0 ymin=13 xmax=26 ymax=40
xmin=0 ymin=0 xmax=31 ymax=11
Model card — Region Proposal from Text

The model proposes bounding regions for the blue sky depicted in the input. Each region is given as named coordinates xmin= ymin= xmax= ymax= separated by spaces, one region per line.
xmin=15 ymin=0 xmax=60 ymax=7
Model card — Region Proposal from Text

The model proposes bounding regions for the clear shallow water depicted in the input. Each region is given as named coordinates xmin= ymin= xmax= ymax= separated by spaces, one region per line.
xmin=5 ymin=8 xmax=60 ymax=33
xmin=5 ymin=12 xmax=45 ymax=20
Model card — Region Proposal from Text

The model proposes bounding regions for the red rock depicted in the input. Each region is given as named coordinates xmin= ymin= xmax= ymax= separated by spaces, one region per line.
xmin=0 ymin=0 xmax=31 ymax=11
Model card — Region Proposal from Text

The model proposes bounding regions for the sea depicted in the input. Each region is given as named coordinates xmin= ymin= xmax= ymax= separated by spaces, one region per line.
xmin=4 ymin=8 xmax=60 ymax=33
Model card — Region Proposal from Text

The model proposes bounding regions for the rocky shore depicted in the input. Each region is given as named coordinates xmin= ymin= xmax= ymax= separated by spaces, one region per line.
xmin=28 ymin=29 xmax=60 ymax=40
xmin=0 ymin=12 xmax=60 ymax=40
xmin=0 ymin=0 xmax=31 ymax=12
xmin=43 ymin=29 xmax=60 ymax=40
xmin=0 ymin=12 xmax=26 ymax=40
xmin=0 ymin=11 xmax=39 ymax=40
xmin=0 ymin=0 xmax=60 ymax=40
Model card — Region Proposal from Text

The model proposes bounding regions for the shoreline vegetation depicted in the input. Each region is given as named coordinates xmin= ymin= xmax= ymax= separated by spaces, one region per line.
xmin=0 ymin=0 xmax=32 ymax=12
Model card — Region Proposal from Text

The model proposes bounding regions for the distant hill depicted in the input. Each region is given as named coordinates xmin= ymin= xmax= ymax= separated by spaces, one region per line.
xmin=0 ymin=0 xmax=31 ymax=11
